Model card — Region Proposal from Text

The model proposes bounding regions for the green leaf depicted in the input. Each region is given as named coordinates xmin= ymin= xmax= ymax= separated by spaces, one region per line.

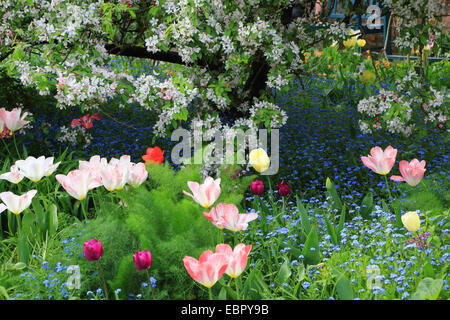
xmin=218 ymin=287 xmax=227 ymax=300
xmin=276 ymin=258 xmax=292 ymax=285
xmin=326 ymin=177 xmax=342 ymax=212
xmin=243 ymin=268 xmax=270 ymax=299
xmin=17 ymin=232 xmax=29 ymax=264
xmin=14 ymin=262 xmax=27 ymax=270
xmin=302 ymin=227 xmax=321 ymax=266
xmin=381 ymin=199 xmax=389 ymax=213
xmin=323 ymin=213 xmax=338 ymax=246
xmin=333 ymin=268 xmax=354 ymax=300
xmin=296 ymin=195 xmax=311 ymax=236
xmin=411 ymin=278 xmax=443 ymax=300
xmin=21 ymin=211 xmax=36 ymax=237
xmin=0 ymin=286 xmax=9 ymax=300
xmin=32 ymin=197 xmax=45 ymax=228
xmin=423 ymin=262 xmax=435 ymax=278
xmin=337 ymin=204 xmax=346 ymax=237
xmin=49 ymin=204 xmax=58 ymax=236
xmin=359 ymin=192 xmax=374 ymax=219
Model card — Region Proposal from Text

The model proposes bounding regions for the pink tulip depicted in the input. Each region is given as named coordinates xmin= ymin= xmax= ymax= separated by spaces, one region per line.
xmin=0 ymin=165 xmax=24 ymax=184
xmin=361 ymin=145 xmax=397 ymax=175
xmin=127 ymin=162 xmax=148 ymax=188
xmin=204 ymin=203 xmax=258 ymax=232
xmin=15 ymin=156 xmax=61 ymax=182
xmin=183 ymin=176 xmax=221 ymax=209
xmin=109 ymin=155 xmax=132 ymax=168
xmin=183 ymin=250 xmax=228 ymax=288
xmin=56 ymin=169 xmax=102 ymax=200
xmin=0 ymin=108 xmax=29 ymax=132
xmin=215 ymin=243 xmax=252 ymax=278
xmin=391 ymin=159 xmax=426 ymax=187
xmin=100 ymin=163 xmax=129 ymax=191
xmin=133 ymin=250 xmax=152 ymax=270
xmin=0 ymin=190 xmax=37 ymax=215
xmin=83 ymin=238 xmax=104 ymax=261
xmin=79 ymin=155 xmax=108 ymax=172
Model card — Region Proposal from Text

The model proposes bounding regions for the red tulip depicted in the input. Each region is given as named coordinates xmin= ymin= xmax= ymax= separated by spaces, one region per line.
xmin=83 ymin=239 xmax=104 ymax=261
xmin=277 ymin=181 xmax=290 ymax=197
xmin=133 ymin=250 xmax=152 ymax=270
xmin=71 ymin=113 xmax=100 ymax=129
xmin=142 ymin=146 xmax=164 ymax=164
xmin=250 ymin=180 xmax=264 ymax=195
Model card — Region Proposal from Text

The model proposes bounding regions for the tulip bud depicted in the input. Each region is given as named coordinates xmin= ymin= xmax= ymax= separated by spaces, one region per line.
xmin=83 ymin=239 xmax=104 ymax=261
xmin=401 ymin=211 xmax=421 ymax=232
xmin=133 ymin=250 xmax=152 ymax=271
xmin=277 ymin=181 xmax=291 ymax=197
xmin=250 ymin=180 xmax=264 ymax=195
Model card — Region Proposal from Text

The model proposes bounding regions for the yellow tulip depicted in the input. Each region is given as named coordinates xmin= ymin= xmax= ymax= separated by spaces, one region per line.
xmin=357 ymin=39 xmax=366 ymax=47
xmin=343 ymin=37 xmax=357 ymax=48
xmin=343 ymin=29 xmax=357 ymax=48
xmin=401 ymin=211 xmax=421 ymax=232
xmin=249 ymin=148 xmax=270 ymax=173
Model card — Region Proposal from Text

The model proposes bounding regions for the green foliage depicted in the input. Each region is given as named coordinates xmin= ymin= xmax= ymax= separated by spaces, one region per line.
xmin=396 ymin=174 xmax=449 ymax=219
xmin=111 ymin=162 xmax=253 ymax=299
xmin=302 ymin=227 xmax=321 ymax=266
xmin=411 ymin=278 xmax=443 ymax=300
xmin=58 ymin=213 xmax=141 ymax=298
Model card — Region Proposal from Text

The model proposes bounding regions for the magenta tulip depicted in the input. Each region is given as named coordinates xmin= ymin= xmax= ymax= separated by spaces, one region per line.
xmin=133 ymin=250 xmax=152 ymax=270
xmin=277 ymin=181 xmax=291 ymax=197
xmin=391 ymin=159 xmax=426 ymax=187
xmin=83 ymin=238 xmax=104 ymax=261
xmin=250 ymin=180 xmax=264 ymax=195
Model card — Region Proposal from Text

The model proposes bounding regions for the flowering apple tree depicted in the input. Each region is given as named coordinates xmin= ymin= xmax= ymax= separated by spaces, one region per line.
xmin=0 ymin=0 xmax=351 ymax=137
xmin=0 ymin=0 xmax=447 ymax=140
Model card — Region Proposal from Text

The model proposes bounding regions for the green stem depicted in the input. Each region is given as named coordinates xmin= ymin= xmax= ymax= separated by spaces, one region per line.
xmin=421 ymin=180 xmax=430 ymax=193
xmin=80 ymin=198 xmax=88 ymax=220
xmin=235 ymin=277 xmax=241 ymax=300
xmin=208 ymin=287 xmax=213 ymax=300
xmin=13 ymin=135 xmax=21 ymax=159
xmin=97 ymin=260 xmax=109 ymax=300
xmin=1 ymin=138 xmax=13 ymax=159
xmin=384 ymin=175 xmax=393 ymax=205
xmin=16 ymin=213 xmax=22 ymax=233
